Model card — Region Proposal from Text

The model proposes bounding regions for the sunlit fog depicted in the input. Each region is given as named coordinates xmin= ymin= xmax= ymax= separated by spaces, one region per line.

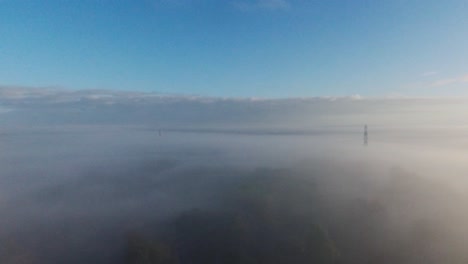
xmin=1 ymin=88 xmax=468 ymax=263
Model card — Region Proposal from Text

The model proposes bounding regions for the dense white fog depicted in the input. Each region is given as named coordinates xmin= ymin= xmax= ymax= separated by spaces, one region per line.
xmin=1 ymin=87 xmax=468 ymax=263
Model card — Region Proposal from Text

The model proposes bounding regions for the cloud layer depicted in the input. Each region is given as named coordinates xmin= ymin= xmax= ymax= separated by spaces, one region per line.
xmin=1 ymin=86 xmax=468 ymax=263
xmin=430 ymin=73 xmax=468 ymax=87
xmin=232 ymin=0 xmax=290 ymax=11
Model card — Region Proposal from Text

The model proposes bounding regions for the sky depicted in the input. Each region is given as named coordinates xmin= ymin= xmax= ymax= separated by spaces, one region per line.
xmin=1 ymin=0 xmax=468 ymax=98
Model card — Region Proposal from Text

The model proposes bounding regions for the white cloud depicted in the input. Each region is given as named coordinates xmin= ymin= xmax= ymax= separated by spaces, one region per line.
xmin=430 ymin=78 xmax=458 ymax=87
xmin=233 ymin=0 xmax=290 ymax=11
xmin=421 ymin=71 xmax=438 ymax=77
xmin=349 ymin=94 xmax=362 ymax=100
xmin=460 ymin=74 xmax=468 ymax=82
xmin=257 ymin=0 xmax=289 ymax=9
xmin=2 ymin=85 xmax=468 ymax=137
xmin=145 ymin=0 xmax=188 ymax=9
xmin=430 ymin=73 xmax=468 ymax=87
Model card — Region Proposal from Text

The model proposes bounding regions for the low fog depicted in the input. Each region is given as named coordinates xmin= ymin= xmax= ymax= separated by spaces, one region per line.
xmin=1 ymin=87 xmax=468 ymax=263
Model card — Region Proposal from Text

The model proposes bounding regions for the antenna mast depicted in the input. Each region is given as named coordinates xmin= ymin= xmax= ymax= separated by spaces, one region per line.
xmin=363 ymin=125 xmax=368 ymax=146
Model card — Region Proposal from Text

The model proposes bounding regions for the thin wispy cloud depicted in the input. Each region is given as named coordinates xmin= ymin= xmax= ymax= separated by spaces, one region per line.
xmin=421 ymin=71 xmax=438 ymax=77
xmin=430 ymin=73 xmax=468 ymax=87
xmin=431 ymin=78 xmax=458 ymax=87
xmin=145 ymin=0 xmax=188 ymax=9
xmin=233 ymin=0 xmax=290 ymax=11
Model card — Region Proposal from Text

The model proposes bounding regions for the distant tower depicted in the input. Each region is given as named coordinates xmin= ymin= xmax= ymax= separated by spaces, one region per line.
xmin=363 ymin=125 xmax=368 ymax=146
xmin=158 ymin=129 xmax=162 ymax=136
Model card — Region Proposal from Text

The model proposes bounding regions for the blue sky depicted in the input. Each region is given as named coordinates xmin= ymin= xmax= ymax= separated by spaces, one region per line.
xmin=1 ymin=0 xmax=468 ymax=97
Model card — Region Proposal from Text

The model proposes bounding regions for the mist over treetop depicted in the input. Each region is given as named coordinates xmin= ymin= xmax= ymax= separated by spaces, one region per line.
xmin=1 ymin=86 xmax=468 ymax=263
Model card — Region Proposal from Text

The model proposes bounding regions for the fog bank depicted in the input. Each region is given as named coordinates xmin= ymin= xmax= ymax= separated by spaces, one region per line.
xmin=1 ymin=87 xmax=468 ymax=263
